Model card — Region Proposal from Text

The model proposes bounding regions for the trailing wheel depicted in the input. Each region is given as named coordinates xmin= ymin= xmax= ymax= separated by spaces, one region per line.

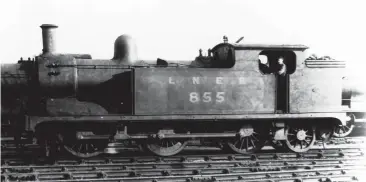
xmin=227 ymin=124 xmax=267 ymax=154
xmin=58 ymin=131 xmax=109 ymax=158
xmin=333 ymin=114 xmax=355 ymax=138
xmin=284 ymin=124 xmax=316 ymax=153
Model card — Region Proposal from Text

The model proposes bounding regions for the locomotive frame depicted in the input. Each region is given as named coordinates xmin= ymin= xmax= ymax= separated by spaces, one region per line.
xmin=1 ymin=24 xmax=361 ymax=158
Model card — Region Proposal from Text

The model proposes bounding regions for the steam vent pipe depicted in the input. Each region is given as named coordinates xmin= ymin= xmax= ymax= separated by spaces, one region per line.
xmin=40 ymin=24 xmax=58 ymax=54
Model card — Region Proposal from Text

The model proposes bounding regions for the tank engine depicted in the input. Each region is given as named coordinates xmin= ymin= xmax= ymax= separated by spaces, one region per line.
xmin=1 ymin=24 xmax=363 ymax=158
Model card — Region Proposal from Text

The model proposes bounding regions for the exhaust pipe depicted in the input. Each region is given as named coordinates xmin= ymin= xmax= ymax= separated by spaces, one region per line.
xmin=40 ymin=24 xmax=58 ymax=54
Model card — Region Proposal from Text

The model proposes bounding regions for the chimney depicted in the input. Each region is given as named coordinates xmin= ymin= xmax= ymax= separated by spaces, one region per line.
xmin=40 ymin=24 xmax=58 ymax=54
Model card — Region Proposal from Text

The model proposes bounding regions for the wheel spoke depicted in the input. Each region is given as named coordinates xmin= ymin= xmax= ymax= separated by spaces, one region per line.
xmin=234 ymin=140 xmax=239 ymax=146
xmin=344 ymin=125 xmax=350 ymax=129
xmin=246 ymin=137 xmax=249 ymax=151
xmin=305 ymin=135 xmax=312 ymax=138
xmin=289 ymin=139 xmax=296 ymax=143
xmin=336 ymin=127 xmax=341 ymax=133
xmin=250 ymin=137 xmax=256 ymax=148
xmin=251 ymin=134 xmax=259 ymax=141
xmin=292 ymin=140 xmax=297 ymax=148
xmin=239 ymin=138 xmax=244 ymax=150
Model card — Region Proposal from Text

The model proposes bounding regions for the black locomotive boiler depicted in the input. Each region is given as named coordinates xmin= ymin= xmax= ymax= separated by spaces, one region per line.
xmin=1 ymin=24 xmax=364 ymax=158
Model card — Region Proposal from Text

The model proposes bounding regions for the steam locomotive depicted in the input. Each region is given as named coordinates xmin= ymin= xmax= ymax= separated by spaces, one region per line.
xmin=1 ymin=24 xmax=365 ymax=158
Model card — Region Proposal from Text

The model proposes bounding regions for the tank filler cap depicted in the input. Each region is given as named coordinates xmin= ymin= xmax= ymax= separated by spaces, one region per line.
xmin=112 ymin=35 xmax=138 ymax=65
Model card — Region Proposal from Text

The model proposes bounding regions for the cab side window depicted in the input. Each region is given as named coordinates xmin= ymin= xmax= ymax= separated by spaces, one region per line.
xmin=258 ymin=51 xmax=296 ymax=75
xmin=258 ymin=55 xmax=271 ymax=74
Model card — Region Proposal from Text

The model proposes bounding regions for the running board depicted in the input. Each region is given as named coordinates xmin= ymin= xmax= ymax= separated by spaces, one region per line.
xmin=355 ymin=118 xmax=366 ymax=123
xmin=76 ymin=132 xmax=237 ymax=140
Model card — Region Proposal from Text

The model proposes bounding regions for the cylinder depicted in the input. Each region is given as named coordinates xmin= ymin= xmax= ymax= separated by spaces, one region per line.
xmin=40 ymin=24 xmax=58 ymax=54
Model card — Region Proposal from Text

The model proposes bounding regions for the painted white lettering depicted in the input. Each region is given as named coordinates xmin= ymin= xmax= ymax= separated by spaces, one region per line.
xmin=216 ymin=92 xmax=225 ymax=103
xmin=202 ymin=92 xmax=212 ymax=102
xmin=192 ymin=77 xmax=200 ymax=84
xmin=169 ymin=77 xmax=175 ymax=84
xmin=189 ymin=92 xmax=225 ymax=103
xmin=239 ymin=77 xmax=245 ymax=85
xmin=216 ymin=77 xmax=223 ymax=84
xmin=189 ymin=92 xmax=199 ymax=103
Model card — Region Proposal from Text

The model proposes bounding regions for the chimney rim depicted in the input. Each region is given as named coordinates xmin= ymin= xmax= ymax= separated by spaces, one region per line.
xmin=40 ymin=24 xmax=58 ymax=28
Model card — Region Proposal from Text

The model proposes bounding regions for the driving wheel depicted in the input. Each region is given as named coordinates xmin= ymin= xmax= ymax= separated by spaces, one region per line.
xmin=227 ymin=124 xmax=267 ymax=154
xmin=284 ymin=125 xmax=316 ymax=153
xmin=58 ymin=131 xmax=108 ymax=158
xmin=333 ymin=114 xmax=355 ymax=138
xmin=146 ymin=139 xmax=187 ymax=156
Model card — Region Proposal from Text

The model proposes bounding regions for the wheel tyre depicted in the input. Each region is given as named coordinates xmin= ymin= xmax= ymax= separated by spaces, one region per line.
xmin=145 ymin=140 xmax=188 ymax=157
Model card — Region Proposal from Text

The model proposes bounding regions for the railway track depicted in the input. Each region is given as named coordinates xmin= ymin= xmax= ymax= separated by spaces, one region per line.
xmin=2 ymin=137 xmax=366 ymax=182
xmin=2 ymin=136 xmax=366 ymax=156
xmin=2 ymin=132 xmax=366 ymax=182
xmin=2 ymin=148 xmax=366 ymax=181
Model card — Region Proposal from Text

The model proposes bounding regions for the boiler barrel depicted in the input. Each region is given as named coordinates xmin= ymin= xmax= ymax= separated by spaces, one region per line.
xmin=1 ymin=63 xmax=33 ymax=115
xmin=1 ymin=63 xmax=30 ymax=89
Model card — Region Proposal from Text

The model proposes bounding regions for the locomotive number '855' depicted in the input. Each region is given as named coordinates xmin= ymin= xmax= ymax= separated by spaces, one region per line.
xmin=189 ymin=92 xmax=225 ymax=103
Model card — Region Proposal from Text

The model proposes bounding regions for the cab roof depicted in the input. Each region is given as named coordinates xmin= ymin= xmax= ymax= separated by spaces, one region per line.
xmin=212 ymin=43 xmax=309 ymax=51
xmin=234 ymin=44 xmax=309 ymax=50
